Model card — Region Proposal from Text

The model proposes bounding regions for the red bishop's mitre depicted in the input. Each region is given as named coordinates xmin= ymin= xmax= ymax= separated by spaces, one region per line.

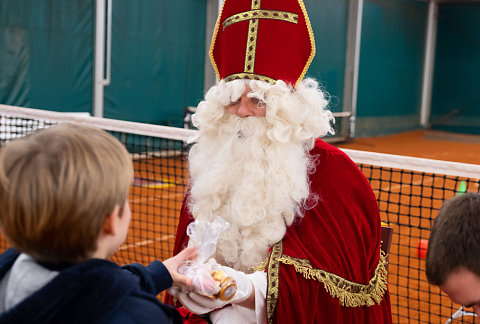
xmin=210 ymin=0 xmax=315 ymax=88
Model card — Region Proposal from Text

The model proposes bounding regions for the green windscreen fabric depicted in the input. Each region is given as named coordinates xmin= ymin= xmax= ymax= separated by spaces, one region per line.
xmin=430 ymin=3 xmax=480 ymax=134
xmin=0 ymin=1 xmax=206 ymax=127
xmin=104 ymin=0 xmax=206 ymax=126
xmin=304 ymin=0 xmax=348 ymax=114
xmin=0 ymin=0 xmax=94 ymax=112
xmin=356 ymin=0 xmax=427 ymax=137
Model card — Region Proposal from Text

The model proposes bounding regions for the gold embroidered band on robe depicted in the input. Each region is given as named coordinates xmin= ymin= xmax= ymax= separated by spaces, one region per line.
xmin=265 ymin=241 xmax=282 ymax=324
xmin=261 ymin=241 xmax=389 ymax=324
xmin=223 ymin=0 xmax=299 ymax=81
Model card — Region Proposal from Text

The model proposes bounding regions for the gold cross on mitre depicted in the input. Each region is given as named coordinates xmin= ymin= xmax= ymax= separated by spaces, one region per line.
xmin=222 ymin=0 xmax=299 ymax=84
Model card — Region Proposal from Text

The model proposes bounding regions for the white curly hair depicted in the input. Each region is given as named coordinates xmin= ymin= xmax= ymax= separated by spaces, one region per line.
xmin=187 ymin=78 xmax=334 ymax=272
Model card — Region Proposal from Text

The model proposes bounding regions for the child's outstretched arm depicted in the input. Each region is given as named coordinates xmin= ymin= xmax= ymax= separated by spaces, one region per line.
xmin=122 ymin=246 xmax=197 ymax=295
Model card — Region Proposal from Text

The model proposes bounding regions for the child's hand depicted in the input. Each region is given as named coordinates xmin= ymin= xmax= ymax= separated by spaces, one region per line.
xmin=164 ymin=246 xmax=198 ymax=287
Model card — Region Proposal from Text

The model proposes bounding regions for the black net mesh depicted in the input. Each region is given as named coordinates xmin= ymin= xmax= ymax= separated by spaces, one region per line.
xmin=112 ymin=132 xmax=189 ymax=265
xmin=360 ymin=164 xmax=479 ymax=323
xmin=0 ymin=110 xmax=479 ymax=323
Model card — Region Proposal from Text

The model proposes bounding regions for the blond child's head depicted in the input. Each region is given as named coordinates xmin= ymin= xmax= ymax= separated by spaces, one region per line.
xmin=0 ymin=123 xmax=133 ymax=263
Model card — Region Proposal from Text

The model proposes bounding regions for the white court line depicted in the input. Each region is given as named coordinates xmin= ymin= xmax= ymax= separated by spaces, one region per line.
xmin=119 ymin=234 xmax=175 ymax=250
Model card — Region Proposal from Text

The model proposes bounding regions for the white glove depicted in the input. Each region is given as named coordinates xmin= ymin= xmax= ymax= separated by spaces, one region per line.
xmin=168 ymin=286 xmax=211 ymax=314
xmin=170 ymin=266 xmax=253 ymax=315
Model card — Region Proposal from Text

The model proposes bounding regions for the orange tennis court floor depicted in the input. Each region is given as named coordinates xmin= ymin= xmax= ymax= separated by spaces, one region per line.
xmin=116 ymin=129 xmax=480 ymax=323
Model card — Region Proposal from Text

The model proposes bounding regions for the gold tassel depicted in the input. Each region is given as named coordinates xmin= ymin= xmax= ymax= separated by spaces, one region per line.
xmin=252 ymin=258 xmax=269 ymax=272
xmin=277 ymin=251 xmax=389 ymax=307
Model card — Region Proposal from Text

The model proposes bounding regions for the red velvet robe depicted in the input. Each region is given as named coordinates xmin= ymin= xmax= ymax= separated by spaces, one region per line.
xmin=166 ymin=139 xmax=392 ymax=323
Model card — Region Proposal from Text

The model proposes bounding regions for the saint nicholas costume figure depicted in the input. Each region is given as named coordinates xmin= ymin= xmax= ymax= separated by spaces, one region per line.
xmin=166 ymin=0 xmax=393 ymax=323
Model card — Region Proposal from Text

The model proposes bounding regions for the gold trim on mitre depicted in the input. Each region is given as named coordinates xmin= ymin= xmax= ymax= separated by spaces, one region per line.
xmin=295 ymin=0 xmax=315 ymax=88
xmin=209 ymin=0 xmax=226 ymax=82
xmin=225 ymin=73 xmax=276 ymax=84
xmin=265 ymin=241 xmax=389 ymax=323
xmin=223 ymin=10 xmax=299 ymax=30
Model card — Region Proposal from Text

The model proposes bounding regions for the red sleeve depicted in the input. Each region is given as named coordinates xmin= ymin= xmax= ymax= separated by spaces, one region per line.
xmin=172 ymin=193 xmax=194 ymax=256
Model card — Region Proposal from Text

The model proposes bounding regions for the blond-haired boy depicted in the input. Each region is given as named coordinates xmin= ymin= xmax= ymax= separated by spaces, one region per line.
xmin=0 ymin=123 xmax=196 ymax=323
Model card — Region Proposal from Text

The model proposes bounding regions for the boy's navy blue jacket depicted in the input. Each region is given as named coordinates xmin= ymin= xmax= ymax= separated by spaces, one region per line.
xmin=0 ymin=249 xmax=182 ymax=324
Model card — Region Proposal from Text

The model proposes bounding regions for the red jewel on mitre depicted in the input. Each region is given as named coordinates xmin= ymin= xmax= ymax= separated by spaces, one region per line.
xmin=209 ymin=0 xmax=315 ymax=88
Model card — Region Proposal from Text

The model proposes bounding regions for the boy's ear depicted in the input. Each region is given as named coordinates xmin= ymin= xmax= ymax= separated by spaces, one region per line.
xmin=102 ymin=205 xmax=120 ymax=235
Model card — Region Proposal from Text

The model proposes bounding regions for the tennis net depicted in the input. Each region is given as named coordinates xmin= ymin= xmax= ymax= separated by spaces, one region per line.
xmin=0 ymin=104 xmax=479 ymax=323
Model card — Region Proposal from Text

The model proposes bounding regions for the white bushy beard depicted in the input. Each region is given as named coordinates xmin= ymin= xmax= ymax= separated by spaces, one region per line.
xmin=188 ymin=114 xmax=314 ymax=273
